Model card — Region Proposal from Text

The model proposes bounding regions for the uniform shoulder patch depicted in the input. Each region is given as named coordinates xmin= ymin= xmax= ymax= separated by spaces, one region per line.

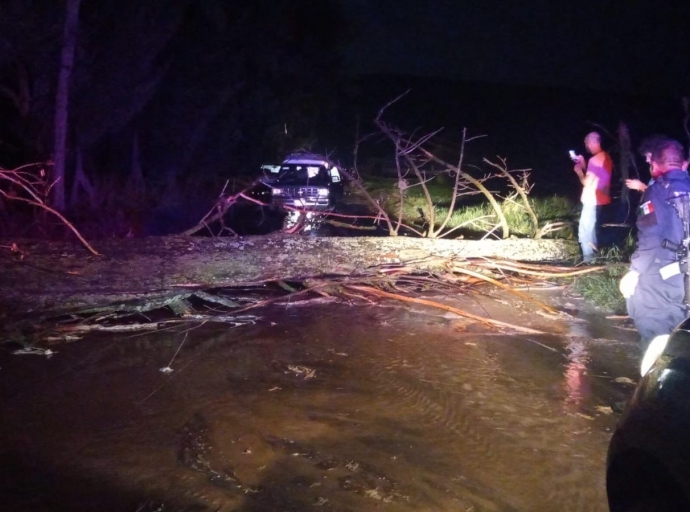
xmin=639 ymin=201 xmax=655 ymax=216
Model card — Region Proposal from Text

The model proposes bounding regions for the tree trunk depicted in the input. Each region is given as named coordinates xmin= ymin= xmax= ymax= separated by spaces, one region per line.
xmin=163 ymin=90 xmax=231 ymax=202
xmin=69 ymin=143 xmax=97 ymax=209
xmin=0 ymin=61 xmax=30 ymax=118
xmin=127 ymin=130 xmax=146 ymax=198
xmin=51 ymin=0 xmax=82 ymax=211
xmin=617 ymin=122 xmax=631 ymax=222
xmin=0 ymin=235 xmax=579 ymax=318
xmin=681 ymin=96 xmax=690 ymax=160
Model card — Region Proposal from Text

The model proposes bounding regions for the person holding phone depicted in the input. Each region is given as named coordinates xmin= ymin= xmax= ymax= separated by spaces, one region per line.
xmin=571 ymin=132 xmax=613 ymax=263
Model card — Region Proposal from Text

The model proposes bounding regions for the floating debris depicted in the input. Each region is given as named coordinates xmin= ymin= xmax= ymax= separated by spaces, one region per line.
xmin=13 ymin=347 xmax=56 ymax=358
xmin=286 ymin=365 xmax=316 ymax=379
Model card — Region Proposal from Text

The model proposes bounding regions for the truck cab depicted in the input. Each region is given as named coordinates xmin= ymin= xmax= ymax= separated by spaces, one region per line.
xmin=263 ymin=153 xmax=344 ymax=210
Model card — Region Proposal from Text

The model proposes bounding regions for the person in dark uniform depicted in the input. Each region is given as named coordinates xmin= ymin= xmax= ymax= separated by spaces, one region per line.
xmin=620 ymin=139 xmax=690 ymax=352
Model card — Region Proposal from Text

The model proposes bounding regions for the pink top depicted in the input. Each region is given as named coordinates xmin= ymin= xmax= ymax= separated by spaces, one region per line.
xmin=581 ymin=151 xmax=612 ymax=205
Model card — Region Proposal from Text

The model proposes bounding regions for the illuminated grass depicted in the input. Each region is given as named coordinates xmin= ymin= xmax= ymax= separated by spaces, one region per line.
xmin=432 ymin=195 xmax=575 ymax=238
xmin=359 ymin=176 xmax=575 ymax=238
xmin=569 ymin=244 xmax=635 ymax=313
xmin=571 ymin=265 xmax=627 ymax=312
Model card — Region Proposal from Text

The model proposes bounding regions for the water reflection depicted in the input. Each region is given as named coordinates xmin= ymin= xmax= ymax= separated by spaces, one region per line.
xmin=0 ymin=300 xmax=637 ymax=511
xmin=563 ymin=340 xmax=591 ymax=409
xmin=563 ymin=320 xmax=593 ymax=410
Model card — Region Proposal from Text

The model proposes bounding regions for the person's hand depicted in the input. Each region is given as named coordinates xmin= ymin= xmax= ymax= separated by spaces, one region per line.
xmin=625 ymin=179 xmax=647 ymax=192
xmin=573 ymin=155 xmax=585 ymax=172
xmin=619 ymin=270 xmax=639 ymax=298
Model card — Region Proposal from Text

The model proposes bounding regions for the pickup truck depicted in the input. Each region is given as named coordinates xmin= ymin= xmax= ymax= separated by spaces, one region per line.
xmin=262 ymin=152 xmax=344 ymax=211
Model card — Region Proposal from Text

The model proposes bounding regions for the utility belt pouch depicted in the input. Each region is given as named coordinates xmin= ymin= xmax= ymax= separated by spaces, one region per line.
xmin=660 ymin=261 xmax=681 ymax=280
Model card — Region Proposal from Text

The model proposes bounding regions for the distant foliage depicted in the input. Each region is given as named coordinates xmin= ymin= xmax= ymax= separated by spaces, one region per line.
xmin=0 ymin=0 xmax=346 ymax=233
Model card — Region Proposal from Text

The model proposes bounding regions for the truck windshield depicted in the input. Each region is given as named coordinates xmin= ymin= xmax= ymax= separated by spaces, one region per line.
xmin=277 ymin=165 xmax=330 ymax=184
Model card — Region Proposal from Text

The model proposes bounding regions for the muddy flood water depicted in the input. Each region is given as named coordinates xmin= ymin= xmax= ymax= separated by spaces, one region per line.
xmin=0 ymin=290 xmax=641 ymax=512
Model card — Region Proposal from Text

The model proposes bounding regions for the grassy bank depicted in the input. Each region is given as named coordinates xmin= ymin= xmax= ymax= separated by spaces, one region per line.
xmin=568 ymin=242 xmax=636 ymax=314
xmin=358 ymin=175 xmax=575 ymax=239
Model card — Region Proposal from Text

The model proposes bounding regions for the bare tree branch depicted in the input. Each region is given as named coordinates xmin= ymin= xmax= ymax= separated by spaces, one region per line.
xmin=0 ymin=163 xmax=100 ymax=255
xmin=483 ymin=157 xmax=539 ymax=237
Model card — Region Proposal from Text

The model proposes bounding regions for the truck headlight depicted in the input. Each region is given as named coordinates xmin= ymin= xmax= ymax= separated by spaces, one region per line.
xmin=272 ymin=188 xmax=283 ymax=196
xmin=317 ymin=188 xmax=328 ymax=197
xmin=641 ymin=334 xmax=670 ymax=376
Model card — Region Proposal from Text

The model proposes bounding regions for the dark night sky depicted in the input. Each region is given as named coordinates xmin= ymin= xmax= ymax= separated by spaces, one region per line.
xmin=337 ymin=0 xmax=690 ymax=96
xmin=1 ymin=0 xmax=688 ymax=190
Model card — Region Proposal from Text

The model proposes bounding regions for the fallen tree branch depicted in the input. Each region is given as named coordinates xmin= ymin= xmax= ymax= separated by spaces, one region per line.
xmin=445 ymin=263 xmax=558 ymax=314
xmin=345 ymin=284 xmax=548 ymax=334
xmin=56 ymin=314 xmax=258 ymax=334
xmin=470 ymin=259 xmax=609 ymax=278
xmin=0 ymin=163 xmax=100 ymax=255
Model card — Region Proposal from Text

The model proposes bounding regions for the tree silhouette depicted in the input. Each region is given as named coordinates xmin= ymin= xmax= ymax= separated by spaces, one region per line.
xmin=0 ymin=0 xmax=345 ymax=226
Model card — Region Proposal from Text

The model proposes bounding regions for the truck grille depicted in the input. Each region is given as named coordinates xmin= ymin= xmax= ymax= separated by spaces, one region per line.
xmin=283 ymin=187 xmax=320 ymax=197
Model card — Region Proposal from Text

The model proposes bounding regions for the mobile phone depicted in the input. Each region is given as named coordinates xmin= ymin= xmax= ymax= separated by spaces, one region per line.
xmin=569 ymin=150 xmax=577 ymax=160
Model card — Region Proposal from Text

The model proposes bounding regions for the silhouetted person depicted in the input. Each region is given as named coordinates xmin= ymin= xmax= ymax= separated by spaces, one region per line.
xmin=626 ymin=135 xmax=674 ymax=193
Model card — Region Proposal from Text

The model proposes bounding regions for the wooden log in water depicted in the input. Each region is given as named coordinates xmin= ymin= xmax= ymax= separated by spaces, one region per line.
xmin=0 ymin=234 xmax=579 ymax=320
